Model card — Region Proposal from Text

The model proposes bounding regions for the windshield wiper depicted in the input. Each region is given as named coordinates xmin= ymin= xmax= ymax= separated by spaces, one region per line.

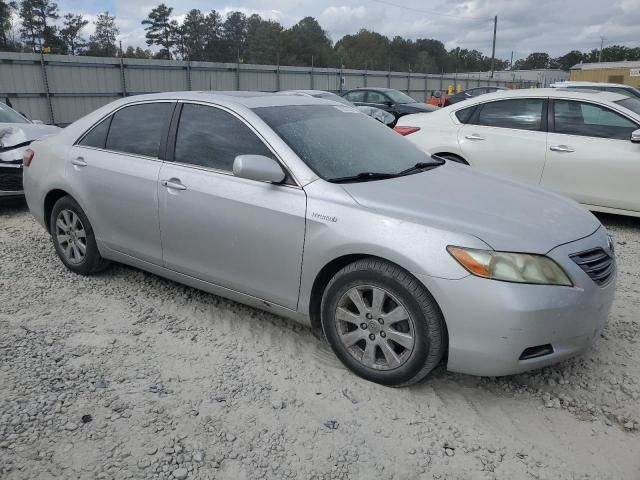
xmin=396 ymin=159 xmax=445 ymax=176
xmin=328 ymin=171 xmax=399 ymax=183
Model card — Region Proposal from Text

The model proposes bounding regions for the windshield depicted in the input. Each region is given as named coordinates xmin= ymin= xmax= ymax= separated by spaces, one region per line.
xmin=616 ymin=97 xmax=640 ymax=116
xmin=314 ymin=92 xmax=354 ymax=107
xmin=385 ymin=90 xmax=417 ymax=104
xmin=0 ymin=103 xmax=29 ymax=124
xmin=254 ymin=105 xmax=433 ymax=181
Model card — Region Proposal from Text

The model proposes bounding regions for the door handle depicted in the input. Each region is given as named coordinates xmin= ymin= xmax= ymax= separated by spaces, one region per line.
xmin=71 ymin=157 xmax=87 ymax=167
xmin=161 ymin=179 xmax=187 ymax=191
xmin=549 ymin=145 xmax=575 ymax=153
xmin=464 ymin=134 xmax=485 ymax=141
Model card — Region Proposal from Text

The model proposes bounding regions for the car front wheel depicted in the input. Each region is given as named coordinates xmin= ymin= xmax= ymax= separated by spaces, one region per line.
xmin=321 ymin=258 xmax=446 ymax=387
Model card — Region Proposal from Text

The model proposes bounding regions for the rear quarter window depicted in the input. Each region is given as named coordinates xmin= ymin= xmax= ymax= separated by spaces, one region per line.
xmin=454 ymin=106 xmax=476 ymax=124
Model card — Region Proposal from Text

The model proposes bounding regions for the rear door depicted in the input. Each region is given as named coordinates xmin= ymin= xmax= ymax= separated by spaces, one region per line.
xmin=157 ymin=102 xmax=307 ymax=309
xmin=70 ymin=101 xmax=175 ymax=264
xmin=541 ymin=99 xmax=640 ymax=212
xmin=458 ymin=97 xmax=549 ymax=183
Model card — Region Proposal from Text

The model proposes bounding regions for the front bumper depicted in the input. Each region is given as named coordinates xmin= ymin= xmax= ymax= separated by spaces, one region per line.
xmin=0 ymin=163 xmax=24 ymax=197
xmin=417 ymin=227 xmax=616 ymax=376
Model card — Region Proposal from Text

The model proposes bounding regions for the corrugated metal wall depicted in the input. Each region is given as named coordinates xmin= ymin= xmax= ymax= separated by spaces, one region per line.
xmin=0 ymin=52 xmax=531 ymax=125
xmin=570 ymin=67 xmax=640 ymax=87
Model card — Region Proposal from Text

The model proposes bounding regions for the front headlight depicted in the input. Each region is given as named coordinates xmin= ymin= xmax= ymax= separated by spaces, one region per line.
xmin=447 ymin=246 xmax=573 ymax=287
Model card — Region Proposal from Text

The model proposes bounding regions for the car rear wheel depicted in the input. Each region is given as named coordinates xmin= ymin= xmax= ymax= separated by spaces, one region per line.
xmin=321 ymin=258 xmax=446 ymax=387
xmin=50 ymin=196 xmax=109 ymax=275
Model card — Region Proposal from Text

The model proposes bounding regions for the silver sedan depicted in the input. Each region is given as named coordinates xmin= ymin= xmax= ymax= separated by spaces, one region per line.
xmin=23 ymin=92 xmax=616 ymax=386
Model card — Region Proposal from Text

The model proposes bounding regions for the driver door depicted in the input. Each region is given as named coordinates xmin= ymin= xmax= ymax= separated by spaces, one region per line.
xmin=158 ymin=103 xmax=307 ymax=309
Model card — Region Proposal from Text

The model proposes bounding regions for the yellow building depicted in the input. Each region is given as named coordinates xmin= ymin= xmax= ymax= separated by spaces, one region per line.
xmin=570 ymin=61 xmax=640 ymax=87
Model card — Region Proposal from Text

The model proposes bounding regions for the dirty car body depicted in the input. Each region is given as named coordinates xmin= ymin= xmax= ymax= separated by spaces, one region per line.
xmin=23 ymin=92 xmax=615 ymax=382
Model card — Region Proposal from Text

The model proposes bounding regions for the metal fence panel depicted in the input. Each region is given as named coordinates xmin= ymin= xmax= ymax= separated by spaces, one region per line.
xmin=0 ymin=52 xmax=535 ymax=125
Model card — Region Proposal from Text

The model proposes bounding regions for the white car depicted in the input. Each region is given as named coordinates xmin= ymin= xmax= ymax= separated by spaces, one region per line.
xmin=396 ymin=88 xmax=640 ymax=217
xmin=550 ymin=81 xmax=640 ymax=99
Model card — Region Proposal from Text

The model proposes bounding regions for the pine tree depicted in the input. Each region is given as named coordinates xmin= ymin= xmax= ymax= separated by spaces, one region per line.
xmin=19 ymin=0 xmax=60 ymax=51
xmin=142 ymin=3 xmax=175 ymax=60
xmin=86 ymin=11 xmax=118 ymax=57
xmin=0 ymin=1 xmax=17 ymax=50
xmin=60 ymin=13 xmax=87 ymax=55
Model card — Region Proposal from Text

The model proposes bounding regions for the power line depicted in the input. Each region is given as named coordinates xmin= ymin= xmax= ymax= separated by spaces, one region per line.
xmin=368 ymin=0 xmax=494 ymax=22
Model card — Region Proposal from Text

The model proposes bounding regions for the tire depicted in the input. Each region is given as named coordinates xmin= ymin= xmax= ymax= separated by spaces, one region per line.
xmin=50 ymin=195 xmax=110 ymax=275
xmin=438 ymin=154 xmax=468 ymax=165
xmin=321 ymin=258 xmax=446 ymax=387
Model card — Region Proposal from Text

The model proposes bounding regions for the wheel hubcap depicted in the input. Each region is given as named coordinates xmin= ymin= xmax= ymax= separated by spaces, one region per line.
xmin=335 ymin=285 xmax=415 ymax=371
xmin=55 ymin=209 xmax=87 ymax=265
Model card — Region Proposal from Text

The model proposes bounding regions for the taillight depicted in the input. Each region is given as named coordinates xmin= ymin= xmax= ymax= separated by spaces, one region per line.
xmin=394 ymin=126 xmax=421 ymax=136
xmin=23 ymin=148 xmax=35 ymax=167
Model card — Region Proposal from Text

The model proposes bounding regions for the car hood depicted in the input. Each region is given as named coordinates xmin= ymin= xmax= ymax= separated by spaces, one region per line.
xmin=339 ymin=163 xmax=601 ymax=254
xmin=0 ymin=123 xmax=61 ymax=150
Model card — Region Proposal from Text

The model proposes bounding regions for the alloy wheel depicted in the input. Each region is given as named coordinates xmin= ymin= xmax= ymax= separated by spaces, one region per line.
xmin=335 ymin=285 xmax=415 ymax=370
xmin=55 ymin=209 xmax=87 ymax=265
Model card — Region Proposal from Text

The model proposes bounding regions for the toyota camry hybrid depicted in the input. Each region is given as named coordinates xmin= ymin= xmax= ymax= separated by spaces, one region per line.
xmin=23 ymin=92 xmax=616 ymax=386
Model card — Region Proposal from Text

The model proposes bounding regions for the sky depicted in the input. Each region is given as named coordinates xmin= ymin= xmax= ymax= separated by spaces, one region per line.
xmin=52 ymin=0 xmax=640 ymax=61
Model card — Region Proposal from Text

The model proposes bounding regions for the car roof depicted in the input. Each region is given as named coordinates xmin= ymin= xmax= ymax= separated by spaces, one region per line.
xmin=280 ymin=89 xmax=336 ymax=96
xmin=551 ymin=81 xmax=635 ymax=89
xmin=111 ymin=91 xmax=341 ymax=109
xmin=349 ymin=87 xmax=396 ymax=92
xmin=457 ymin=87 xmax=629 ymax=104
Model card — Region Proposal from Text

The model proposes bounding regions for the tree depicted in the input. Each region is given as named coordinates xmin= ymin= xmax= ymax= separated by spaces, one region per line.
xmin=19 ymin=0 xmax=60 ymax=52
xmin=244 ymin=14 xmax=282 ymax=65
xmin=334 ymin=29 xmax=389 ymax=70
xmin=142 ymin=3 xmax=175 ymax=60
xmin=513 ymin=52 xmax=551 ymax=70
xmin=60 ymin=13 xmax=87 ymax=55
xmin=281 ymin=17 xmax=332 ymax=67
xmin=203 ymin=9 xmax=223 ymax=61
xmin=179 ymin=9 xmax=206 ymax=60
xmin=86 ymin=11 xmax=118 ymax=57
xmin=221 ymin=11 xmax=247 ymax=62
xmin=0 ymin=1 xmax=18 ymax=50
xmin=122 ymin=45 xmax=151 ymax=58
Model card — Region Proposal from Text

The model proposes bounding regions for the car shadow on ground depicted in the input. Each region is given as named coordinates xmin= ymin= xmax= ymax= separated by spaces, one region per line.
xmin=594 ymin=212 xmax=640 ymax=230
xmin=0 ymin=197 xmax=28 ymax=215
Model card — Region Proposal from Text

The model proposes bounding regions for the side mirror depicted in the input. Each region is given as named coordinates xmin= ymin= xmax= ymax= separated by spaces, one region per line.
xmin=632 ymin=129 xmax=640 ymax=144
xmin=31 ymin=119 xmax=44 ymax=124
xmin=233 ymin=154 xmax=286 ymax=184
xmin=384 ymin=100 xmax=394 ymax=107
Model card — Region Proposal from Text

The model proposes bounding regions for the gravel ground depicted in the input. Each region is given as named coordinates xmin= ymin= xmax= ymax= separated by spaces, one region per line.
xmin=1 ymin=198 xmax=639 ymax=480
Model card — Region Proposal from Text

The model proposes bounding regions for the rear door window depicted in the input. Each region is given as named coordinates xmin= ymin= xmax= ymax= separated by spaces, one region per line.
xmin=553 ymin=100 xmax=638 ymax=140
xmin=475 ymin=98 xmax=545 ymax=131
xmin=105 ymin=102 xmax=174 ymax=157
xmin=344 ymin=91 xmax=366 ymax=103
xmin=367 ymin=91 xmax=388 ymax=104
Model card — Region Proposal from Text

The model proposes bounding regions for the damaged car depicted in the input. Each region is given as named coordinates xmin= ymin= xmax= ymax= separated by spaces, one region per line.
xmin=1 ymin=102 xmax=60 ymax=198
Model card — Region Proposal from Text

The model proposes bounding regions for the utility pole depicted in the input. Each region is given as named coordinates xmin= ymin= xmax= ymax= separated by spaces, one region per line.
xmin=490 ymin=15 xmax=497 ymax=78
xmin=599 ymin=36 xmax=606 ymax=63
xmin=510 ymin=50 xmax=514 ymax=69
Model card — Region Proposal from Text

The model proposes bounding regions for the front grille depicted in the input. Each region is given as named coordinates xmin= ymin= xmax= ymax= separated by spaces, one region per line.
xmin=0 ymin=167 xmax=23 ymax=192
xmin=570 ymin=248 xmax=615 ymax=287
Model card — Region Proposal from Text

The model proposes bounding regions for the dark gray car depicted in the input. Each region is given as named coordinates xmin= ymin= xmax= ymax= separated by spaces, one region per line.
xmin=342 ymin=88 xmax=437 ymax=123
